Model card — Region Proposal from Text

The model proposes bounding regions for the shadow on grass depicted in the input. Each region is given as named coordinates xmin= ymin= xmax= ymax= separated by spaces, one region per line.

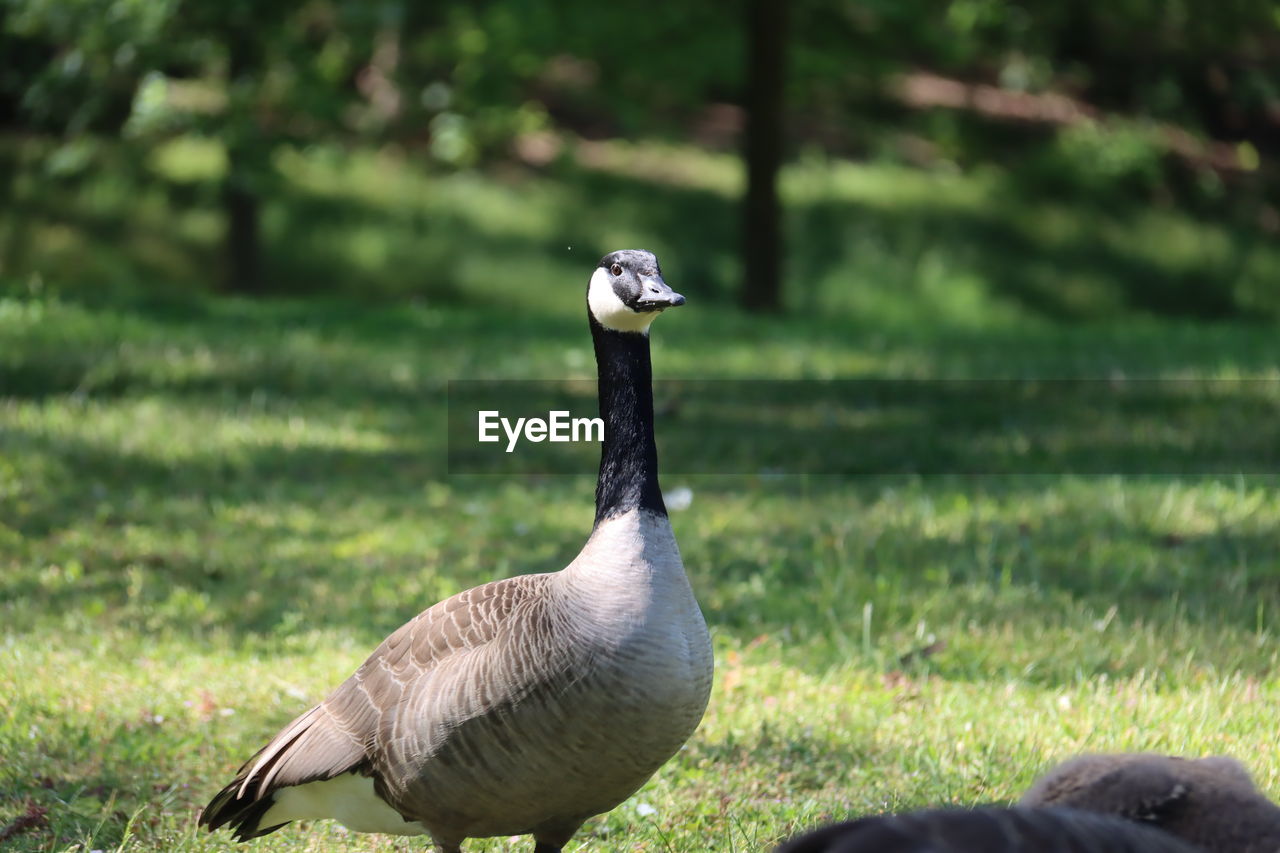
xmin=0 ymin=707 xmax=227 ymax=850
xmin=4 ymin=290 xmax=1279 ymax=411
xmin=6 ymin=387 xmax=1279 ymax=687
xmin=3 ymin=297 xmax=1279 ymax=682
xmin=447 ymin=378 xmax=1280 ymax=477
xmin=6 ymin=135 xmax=1277 ymax=323
xmin=791 ymin=196 xmax=1262 ymax=321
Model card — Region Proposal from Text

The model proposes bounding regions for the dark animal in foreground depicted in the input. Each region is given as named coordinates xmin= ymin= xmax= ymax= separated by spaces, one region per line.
xmin=774 ymin=806 xmax=1201 ymax=852
xmin=779 ymin=752 xmax=1280 ymax=852
xmin=1021 ymin=753 xmax=1280 ymax=853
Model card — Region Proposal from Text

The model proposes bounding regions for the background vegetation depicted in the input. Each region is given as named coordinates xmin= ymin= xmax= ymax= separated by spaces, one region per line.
xmin=2 ymin=0 xmax=1279 ymax=850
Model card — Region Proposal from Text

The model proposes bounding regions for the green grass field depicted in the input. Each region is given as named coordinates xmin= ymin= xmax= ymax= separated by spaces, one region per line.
xmin=3 ymin=141 xmax=1279 ymax=851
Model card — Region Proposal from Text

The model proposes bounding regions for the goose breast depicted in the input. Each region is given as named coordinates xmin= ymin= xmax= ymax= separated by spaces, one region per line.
xmin=370 ymin=508 xmax=713 ymax=839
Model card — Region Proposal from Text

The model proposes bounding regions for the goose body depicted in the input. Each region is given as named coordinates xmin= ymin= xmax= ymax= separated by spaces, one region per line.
xmin=200 ymin=251 xmax=712 ymax=852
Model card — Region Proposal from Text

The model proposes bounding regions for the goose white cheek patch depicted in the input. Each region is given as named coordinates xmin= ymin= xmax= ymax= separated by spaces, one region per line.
xmin=588 ymin=267 xmax=656 ymax=333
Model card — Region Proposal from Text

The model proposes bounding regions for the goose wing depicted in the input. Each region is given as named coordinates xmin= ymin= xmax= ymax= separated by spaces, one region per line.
xmin=200 ymin=572 xmax=552 ymax=838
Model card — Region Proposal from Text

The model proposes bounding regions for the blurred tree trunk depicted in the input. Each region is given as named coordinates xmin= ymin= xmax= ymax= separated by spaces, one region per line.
xmin=222 ymin=168 xmax=261 ymax=295
xmin=741 ymin=0 xmax=786 ymax=312
xmin=222 ymin=26 xmax=264 ymax=295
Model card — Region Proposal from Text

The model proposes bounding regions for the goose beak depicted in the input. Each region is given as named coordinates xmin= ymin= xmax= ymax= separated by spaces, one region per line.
xmin=636 ymin=275 xmax=686 ymax=311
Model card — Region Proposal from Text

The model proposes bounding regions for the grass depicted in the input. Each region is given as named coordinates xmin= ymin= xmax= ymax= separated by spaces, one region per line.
xmin=5 ymin=132 xmax=1280 ymax=322
xmin=2 ymin=137 xmax=1280 ymax=851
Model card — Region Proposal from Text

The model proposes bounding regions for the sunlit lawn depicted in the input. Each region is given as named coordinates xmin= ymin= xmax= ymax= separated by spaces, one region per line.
xmin=2 ymin=140 xmax=1279 ymax=851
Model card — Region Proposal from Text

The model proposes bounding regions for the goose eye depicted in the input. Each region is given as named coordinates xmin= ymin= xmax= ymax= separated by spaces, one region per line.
xmin=610 ymin=263 xmax=623 ymax=277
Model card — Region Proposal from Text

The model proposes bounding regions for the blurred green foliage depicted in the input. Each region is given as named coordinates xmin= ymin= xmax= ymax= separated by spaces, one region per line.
xmin=4 ymin=137 xmax=1279 ymax=320
xmin=0 ymin=0 xmax=1277 ymax=313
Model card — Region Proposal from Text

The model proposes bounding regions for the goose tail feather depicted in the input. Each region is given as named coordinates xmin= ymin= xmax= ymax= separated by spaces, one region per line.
xmin=199 ymin=704 xmax=367 ymax=839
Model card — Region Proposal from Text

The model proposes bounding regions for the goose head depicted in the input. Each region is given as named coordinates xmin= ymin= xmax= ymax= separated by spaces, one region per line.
xmin=588 ymin=250 xmax=685 ymax=333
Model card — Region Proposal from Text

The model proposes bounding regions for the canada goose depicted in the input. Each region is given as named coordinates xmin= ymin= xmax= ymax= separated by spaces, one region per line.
xmin=773 ymin=806 xmax=1202 ymax=852
xmin=199 ymin=250 xmax=713 ymax=852
xmin=1021 ymin=753 xmax=1280 ymax=853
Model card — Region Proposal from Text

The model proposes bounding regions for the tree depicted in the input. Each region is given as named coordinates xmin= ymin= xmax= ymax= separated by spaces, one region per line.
xmin=742 ymin=0 xmax=787 ymax=312
xmin=167 ymin=0 xmax=383 ymax=293
xmin=4 ymin=0 xmax=384 ymax=293
xmin=220 ymin=13 xmax=268 ymax=294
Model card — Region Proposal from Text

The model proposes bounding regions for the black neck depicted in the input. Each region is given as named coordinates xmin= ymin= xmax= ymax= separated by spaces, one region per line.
xmin=590 ymin=314 xmax=667 ymax=524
